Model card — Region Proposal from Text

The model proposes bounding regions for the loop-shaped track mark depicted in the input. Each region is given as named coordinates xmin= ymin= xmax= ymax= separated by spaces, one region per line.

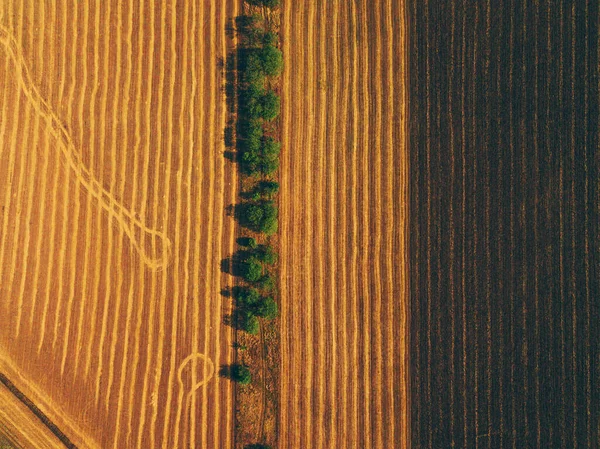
xmin=0 ymin=25 xmax=170 ymax=270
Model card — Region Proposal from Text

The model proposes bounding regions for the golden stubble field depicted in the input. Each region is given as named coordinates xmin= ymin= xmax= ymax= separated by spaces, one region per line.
xmin=0 ymin=0 xmax=239 ymax=447
xmin=279 ymin=0 xmax=409 ymax=448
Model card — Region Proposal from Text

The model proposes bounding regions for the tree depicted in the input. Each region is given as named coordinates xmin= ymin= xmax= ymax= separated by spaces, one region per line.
xmin=243 ymin=257 xmax=263 ymax=282
xmin=240 ymin=201 xmax=278 ymax=235
xmin=253 ymin=296 xmax=278 ymax=319
xmin=238 ymin=236 xmax=258 ymax=248
xmin=259 ymin=45 xmax=283 ymax=77
xmin=258 ymin=157 xmax=279 ymax=176
xmin=256 ymin=273 xmax=275 ymax=291
xmin=243 ymin=53 xmax=266 ymax=85
xmin=233 ymin=287 xmax=261 ymax=308
xmin=260 ymin=91 xmax=280 ymax=121
xmin=230 ymin=364 xmax=252 ymax=384
xmin=239 ymin=312 xmax=260 ymax=335
xmin=262 ymin=31 xmax=278 ymax=46
xmin=258 ymin=180 xmax=279 ymax=197
xmin=254 ymin=244 xmax=277 ymax=264
xmin=260 ymin=138 xmax=281 ymax=160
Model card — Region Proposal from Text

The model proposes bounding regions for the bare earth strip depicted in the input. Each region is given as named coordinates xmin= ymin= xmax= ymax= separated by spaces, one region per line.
xmin=279 ymin=1 xmax=409 ymax=448
xmin=0 ymin=1 xmax=238 ymax=447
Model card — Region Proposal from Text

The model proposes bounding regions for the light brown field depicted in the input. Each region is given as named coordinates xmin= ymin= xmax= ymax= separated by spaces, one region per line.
xmin=279 ymin=1 xmax=409 ymax=448
xmin=0 ymin=0 xmax=239 ymax=447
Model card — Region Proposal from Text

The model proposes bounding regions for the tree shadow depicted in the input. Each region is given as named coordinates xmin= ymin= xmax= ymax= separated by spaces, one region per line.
xmin=218 ymin=364 xmax=233 ymax=379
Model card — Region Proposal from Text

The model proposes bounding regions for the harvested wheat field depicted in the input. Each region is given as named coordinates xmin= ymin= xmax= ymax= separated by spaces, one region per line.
xmin=0 ymin=0 xmax=239 ymax=447
xmin=279 ymin=0 xmax=409 ymax=448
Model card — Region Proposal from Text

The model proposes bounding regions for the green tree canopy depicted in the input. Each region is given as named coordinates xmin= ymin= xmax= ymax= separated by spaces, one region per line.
xmin=259 ymin=45 xmax=283 ymax=77
xmin=230 ymin=364 xmax=252 ymax=384
xmin=243 ymin=257 xmax=263 ymax=282
xmin=253 ymin=296 xmax=278 ymax=319
xmin=260 ymin=91 xmax=280 ymax=121
xmin=239 ymin=312 xmax=260 ymax=335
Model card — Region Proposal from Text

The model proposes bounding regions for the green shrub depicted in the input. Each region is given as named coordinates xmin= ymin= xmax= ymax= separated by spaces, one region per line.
xmin=260 ymin=91 xmax=280 ymax=120
xmin=253 ymin=296 xmax=278 ymax=319
xmin=258 ymin=180 xmax=279 ymax=197
xmin=240 ymin=312 xmax=260 ymax=335
xmin=254 ymin=244 xmax=277 ymax=264
xmin=259 ymin=45 xmax=283 ymax=77
xmin=239 ymin=237 xmax=257 ymax=248
xmin=243 ymin=257 xmax=263 ymax=282
xmin=261 ymin=138 xmax=281 ymax=160
xmin=262 ymin=31 xmax=278 ymax=46
xmin=234 ymin=287 xmax=261 ymax=307
xmin=241 ymin=201 xmax=278 ymax=235
xmin=230 ymin=364 xmax=252 ymax=384
xmin=258 ymin=158 xmax=280 ymax=176
xmin=256 ymin=273 xmax=275 ymax=291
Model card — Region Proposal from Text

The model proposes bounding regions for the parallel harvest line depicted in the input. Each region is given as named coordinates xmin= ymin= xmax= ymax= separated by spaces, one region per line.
xmin=558 ymin=3 xmax=566 ymax=446
xmin=359 ymin=0 xmax=373 ymax=443
xmin=279 ymin=0 xmax=292 ymax=445
xmin=104 ymin=0 xmax=129 ymax=408
xmin=386 ymin=0 xmax=401 ymax=443
xmin=304 ymin=1 xmax=316 ymax=446
xmin=495 ymin=2 xmax=506 ymax=444
xmin=135 ymin=0 xmax=159 ymax=444
xmin=94 ymin=0 xmax=117 ymax=403
xmin=50 ymin=0 xmax=74 ymax=351
xmin=185 ymin=0 xmax=202 ymax=441
xmin=315 ymin=0 xmax=327 ymax=446
xmin=10 ymin=77 xmax=34 ymax=339
xmin=472 ymin=2 xmax=480 ymax=445
xmin=21 ymin=0 xmax=47 ymax=337
xmin=424 ymin=1 xmax=432 ymax=447
xmin=12 ymin=0 xmax=38 ymax=338
xmin=198 ymin=1 xmax=217 ymax=446
xmin=184 ymin=0 xmax=205 ymax=446
xmin=532 ymin=1 xmax=541 ymax=444
xmin=209 ymin=0 xmax=229 ymax=445
xmin=171 ymin=0 xmax=193 ymax=445
xmin=569 ymin=6 xmax=577 ymax=447
xmin=1 ymin=0 xmax=28 ymax=298
xmin=26 ymin=0 xmax=51 ymax=332
xmin=519 ymin=2 xmax=529 ymax=441
xmin=349 ymin=3 xmax=360 ymax=445
xmin=460 ymin=0 xmax=468 ymax=444
xmin=82 ymin=0 xmax=104 ymax=374
xmin=110 ymin=0 xmax=137 ymax=440
xmin=206 ymin=2 xmax=224 ymax=445
xmin=149 ymin=0 xmax=175 ymax=444
xmin=508 ymin=1 xmax=516 ymax=445
xmin=59 ymin=0 xmax=83 ymax=375
xmin=0 ymin=48 xmax=23 ymax=320
xmin=584 ymin=2 xmax=591 ymax=445
xmin=123 ymin=0 xmax=149 ymax=443
xmin=324 ymin=0 xmax=339 ymax=446
xmin=36 ymin=0 xmax=60 ymax=355
xmin=161 ymin=0 xmax=186 ymax=445
xmin=370 ymin=0 xmax=384 ymax=446
xmin=448 ymin=0 xmax=457 ymax=443
xmin=484 ymin=2 xmax=492 ymax=446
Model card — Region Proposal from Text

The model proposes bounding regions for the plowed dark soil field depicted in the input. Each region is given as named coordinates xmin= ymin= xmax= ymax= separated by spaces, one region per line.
xmin=409 ymin=0 xmax=600 ymax=447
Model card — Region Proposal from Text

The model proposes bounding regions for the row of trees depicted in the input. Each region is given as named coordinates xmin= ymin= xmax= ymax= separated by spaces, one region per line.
xmin=229 ymin=4 xmax=280 ymax=449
